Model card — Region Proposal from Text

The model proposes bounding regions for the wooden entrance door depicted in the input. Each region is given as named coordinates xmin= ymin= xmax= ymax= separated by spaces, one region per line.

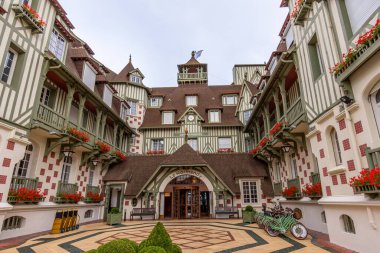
xmin=173 ymin=187 xmax=200 ymax=219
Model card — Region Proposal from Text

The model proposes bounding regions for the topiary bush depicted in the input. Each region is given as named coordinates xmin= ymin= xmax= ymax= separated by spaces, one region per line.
xmin=109 ymin=208 xmax=120 ymax=214
xmin=121 ymin=239 xmax=138 ymax=252
xmin=167 ymin=244 xmax=182 ymax=253
xmin=97 ymin=239 xmax=136 ymax=253
xmin=85 ymin=250 xmax=98 ymax=253
xmin=244 ymin=205 xmax=254 ymax=212
xmin=139 ymin=246 xmax=166 ymax=253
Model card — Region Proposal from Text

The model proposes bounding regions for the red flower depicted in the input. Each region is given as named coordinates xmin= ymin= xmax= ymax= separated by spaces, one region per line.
xmin=302 ymin=182 xmax=322 ymax=196
xmin=67 ymin=128 xmax=90 ymax=143
xmin=349 ymin=168 xmax=380 ymax=187
xmin=113 ymin=150 xmax=127 ymax=160
xmin=282 ymin=186 xmax=299 ymax=197
xmin=8 ymin=188 xmax=44 ymax=203
xmin=249 ymin=147 xmax=261 ymax=155
xmin=86 ymin=191 xmax=104 ymax=203
xmin=60 ymin=192 xmax=82 ymax=203
xmin=259 ymin=137 xmax=269 ymax=147
xmin=291 ymin=0 xmax=305 ymax=18
xmin=21 ymin=3 xmax=46 ymax=29
xmin=96 ymin=141 xmax=111 ymax=153
xmin=270 ymin=122 xmax=284 ymax=135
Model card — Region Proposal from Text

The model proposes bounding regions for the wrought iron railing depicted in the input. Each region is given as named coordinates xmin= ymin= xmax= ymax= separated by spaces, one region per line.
xmin=311 ymin=172 xmax=321 ymax=185
xmin=273 ymin=182 xmax=283 ymax=196
xmin=9 ymin=176 xmax=38 ymax=191
xmin=57 ymin=181 xmax=78 ymax=195
xmin=287 ymin=177 xmax=301 ymax=191
xmin=366 ymin=147 xmax=380 ymax=169
xmin=178 ymin=72 xmax=207 ymax=80
xmin=86 ymin=185 xmax=100 ymax=194
xmin=36 ymin=104 xmax=65 ymax=130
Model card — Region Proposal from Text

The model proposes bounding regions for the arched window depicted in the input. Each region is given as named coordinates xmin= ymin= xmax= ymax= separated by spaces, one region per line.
xmin=341 ymin=215 xmax=355 ymax=234
xmin=321 ymin=211 xmax=326 ymax=223
xmin=84 ymin=210 xmax=93 ymax=219
xmin=330 ymin=128 xmax=342 ymax=165
xmin=371 ymin=89 xmax=380 ymax=136
xmin=13 ymin=145 xmax=33 ymax=177
xmin=2 ymin=216 xmax=25 ymax=231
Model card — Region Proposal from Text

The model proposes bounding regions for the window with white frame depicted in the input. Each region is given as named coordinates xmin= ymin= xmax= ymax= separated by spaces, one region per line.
xmin=48 ymin=29 xmax=66 ymax=61
xmin=130 ymin=75 xmax=141 ymax=84
xmin=243 ymin=110 xmax=252 ymax=125
xmin=40 ymin=86 xmax=51 ymax=107
xmin=242 ymin=181 xmax=258 ymax=204
xmin=218 ymin=137 xmax=232 ymax=149
xmin=88 ymin=169 xmax=94 ymax=186
xmin=188 ymin=138 xmax=198 ymax=151
xmin=344 ymin=0 xmax=380 ymax=34
xmin=150 ymin=97 xmax=160 ymax=107
xmin=162 ymin=111 xmax=174 ymax=124
xmin=330 ymin=128 xmax=342 ymax=165
xmin=1 ymin=48 xmax=17 ymax=84
xmin=127 ymin=100 xmax=137 ymax=116
xmin=83 ymin=62 xmax=96 ymax=91
xmin=290 ymin=153 xmax=298 ymax=179
xmin=223 ymin=95 xmax=237 ymax=105
xmin=61 ymin=156 xmax=72 ymax=184
xmin=13 ymin=145 xmax=33 ymax=178
xmin=186 ymin=96 xmax=198 ymax=106
xmin=103 ymin=84 xmax=113 ymax=107
xmin=341 ymin=215 xmax=355 ymax=234
xmin=209 ymin=110 xmax=220 ymax=123
xmin=129 ymin=134 xmax=136 ymax=146
xmin=120 ymin=103 xmax=128 ymax=121
xmin=151 ymin=139 xmax=164 ymax=151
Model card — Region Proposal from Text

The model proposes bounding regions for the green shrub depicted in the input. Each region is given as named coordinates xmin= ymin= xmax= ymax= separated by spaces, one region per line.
xmin=244 ymin=205 xmax=254 ymax=212
xmin=138 ymin=222 xmax=176 ymax=252
xmin=121 ymin=239 xmax=138 ymax=252
xmin=109 ymin=208 xmax=120 ymax=214
xmin=97 ymin=239 xmax=136 ymax=253
xmin=85 ymin=250 xmax=98 ymax=253
xmin=139 ymin=246 xmax=166 ymax=253
xmin=167 ymin=244 xmax=182 ymax=253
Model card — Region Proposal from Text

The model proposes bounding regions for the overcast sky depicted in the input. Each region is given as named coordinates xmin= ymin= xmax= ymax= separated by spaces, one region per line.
xmin=59 ymin=0 xmax=288 ymax=87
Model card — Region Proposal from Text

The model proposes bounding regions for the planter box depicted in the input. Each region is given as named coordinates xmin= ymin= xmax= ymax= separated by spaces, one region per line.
xmin=107 ymin=213 xmax=122 ymax=225
xmin=284 ymin=196 xmax=302 ymax=200
xmin=242 ymin=211 xmax=255 ymax=224
xmin=353 ymin=185 xmax=380 ymax=198
xmin=7 ymin=196 xmax=45 ymax=205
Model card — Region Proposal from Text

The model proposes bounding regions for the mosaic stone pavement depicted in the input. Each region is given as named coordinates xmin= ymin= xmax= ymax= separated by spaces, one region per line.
xmin=1 ymin=220 xmax=331 ymax=253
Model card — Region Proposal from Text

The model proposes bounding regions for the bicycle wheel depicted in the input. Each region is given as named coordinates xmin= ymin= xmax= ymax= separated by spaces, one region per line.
xmin=265 ymin=225 xmax=280 ymax=237
xmin=290 ymin=223 xmax=308 ymax=240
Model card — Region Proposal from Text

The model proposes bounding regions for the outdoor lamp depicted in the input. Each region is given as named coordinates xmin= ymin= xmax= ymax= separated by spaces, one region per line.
xmin=62 ymin=149 xmax=74 ymax=157
xmin=340 ymin=95 xmax=353 ymax=104
xmin=92 ymin=159 xmax=100 ymax=166
xmin=281 ymin=142 xmax=292 ymax=153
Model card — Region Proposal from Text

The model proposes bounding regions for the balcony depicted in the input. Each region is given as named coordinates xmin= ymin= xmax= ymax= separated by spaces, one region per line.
xmin=286 ymin=177 xmax=302 ymax=199
xmin=366 ymin=147 xmax=380 ymax=169
xmin=36 ymin=104 xmax=65 ymax=131
xmin=178 ymin=72 xmax=207 ymax=81
xmin=292 ymin=0 xmax=314 ymax=26
xmin=310 ymin=172 xmax=321 ymax=185
xmin=12 ymin=3 xmax=45 ymax=33
xmin=84 ymin=185 xmax=102 ymax=203
xmin=9 ymin=176 xmax=38 ymax=191
xmin=273 ymin=182 xmax=283 ymax=196
xmin=54 ymin=181 xmax=79 ymax=204
xmin=285 ymin=98 xmax=305 ymax=126
xmin=7 ymin=177 xmax=45 ymax=204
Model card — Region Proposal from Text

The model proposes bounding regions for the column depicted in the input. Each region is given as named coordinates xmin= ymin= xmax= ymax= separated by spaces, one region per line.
xmin=264 ymin=107 xmax=270 ymax=134
xmin=77 ymin=94 xmax=86 ymax=130
xmin=159 ymin=192 xmax=165 ymax=219
xmin=95 ymin=109 xmax=102 ymax=140
xmin=113 ymin=124 xmax=119 ymax=148
xmin=63 ymin=84 xmax=75 ymax=129
xmin=279 ymin=80 xmax=288 ymax=122
xmin=274 ymin=90 xmax=281 ymax=122
xmin=119 ymin=129 xmax=125 ymax=151
xmin=100 ymin=114 xmax=107 ymax=140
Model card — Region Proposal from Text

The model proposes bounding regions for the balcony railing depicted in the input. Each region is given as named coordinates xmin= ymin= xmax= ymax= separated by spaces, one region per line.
xmin=12 ymin=3 xmax=45 ymax=33
xmin=86 ymin=185 xmax=100 ymax=194
xmin=292 ymin=0 xmax=314 ymax=26
xmin=366 ymin=147 xmax=380 ymax=169
xmin=273 ymin=182 xmax=283 ymax=196
xmin=57 ymin=181 xmax=78 ymax=195
xmin=311 ymin=172 xmax=321 ymax=185
xmin=178 ymin=72 xmax=207 ymax=80
xmin=287 ymin=177 xmax=301 ymax=191
xmin=286 ymin=98 xmax=304 ymax=125
xmin=36 ymin=104 xmax=65 ymax=131
xmin=9 ymin=176 xmax=38 ymax=191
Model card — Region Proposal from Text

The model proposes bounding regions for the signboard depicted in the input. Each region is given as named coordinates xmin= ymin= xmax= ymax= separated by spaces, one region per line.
xmin=168 ymin=170 xmax=203 ymax=180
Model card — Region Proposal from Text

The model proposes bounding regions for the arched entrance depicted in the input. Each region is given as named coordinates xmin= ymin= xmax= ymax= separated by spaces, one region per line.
xmin=162 ymin=175 xmax=211 ymax=219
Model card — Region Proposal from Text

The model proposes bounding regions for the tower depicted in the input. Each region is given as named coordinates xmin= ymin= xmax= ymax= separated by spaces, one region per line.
xmin=177 ymin=51 xmax=208 ymax=86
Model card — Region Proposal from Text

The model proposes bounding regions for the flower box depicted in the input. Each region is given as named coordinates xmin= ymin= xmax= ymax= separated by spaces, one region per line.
xmin=112 ymin=150 xmax=127 ymax=160
xmin=67 ymin=127 xmax=90 ymax=143
xmin=302 ymin=182 xmax=322 ymax=200
xmin=54 ymin=192 xmax=82 ymax=204
xmin=96 ymin=141 xmax=111 ymax=153
xmin=259 ymin=137 xmax=270 ymax=147
xmin=242 ymin=211 xmax=255 ymax=223
xmin=107 ymin=213 xmax=123 ymax=225
xmin=269 ymin=122 xmax=284 ymax=135
xmin=217 ymin=148 xmax=234 ymax=153
xmin=291 ymin=0 xmax=314 ymax=25
xmin=282 ymin=186 xmax=302 ymax=200
xmin=84 ymin=192 xmax=103 ymax=203
xmin=249 ymin=147 xmax=261 ymax=155
xmin=350 ymin=168 xmax=380 ymax=198
xmin=12 ymin=3 xmax=46 ymax=33
xmin=7 ymin=188 xmax=45 ymax=205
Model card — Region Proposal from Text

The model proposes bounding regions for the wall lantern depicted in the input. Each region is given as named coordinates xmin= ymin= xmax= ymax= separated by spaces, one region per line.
xmin=340 ymin=95 xmax=353 ymax=104
xmin=62 ymin=148 xmax=74 ymax=158
xmin=281 ymin=142 xmax=292 ymax=153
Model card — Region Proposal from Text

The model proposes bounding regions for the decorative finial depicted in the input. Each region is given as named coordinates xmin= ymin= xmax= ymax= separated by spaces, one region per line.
xmin=184 ymin=128 xmax=188 ymax=144
xmin=129 ymin=54 xmax=132 ymax=63
xmin=191 ymin=51 xmax=196 ymax=58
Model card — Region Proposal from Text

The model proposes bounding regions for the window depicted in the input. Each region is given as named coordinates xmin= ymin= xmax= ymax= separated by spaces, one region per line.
xmin=243 ymin=110 xmax=252 ymax=125
xmin=2 ymin=216 xmax=24 ymax=231
xmin=1 ymin=49 xmax=17 ymax=84
xmin=120 ymin=103 xmax=128 ymax=121
xmin=330 ymin=128 xmax=342 ymax=165
xmin=151 ymin=139 xmax=164 ymax=151
xmin=130 ymin=75 xmax=141 ymax=84
xmin=321 ymin=211 xmax=326 ymax=223
xmin=284 ymin=23 xmax=294 ymax=49
xmin=275 ymin=162 xmax=281 ymax=182
xmin=223 ymin=95 xmax=237 ymax=105
xmin=188 ymin=138 xmax=198 ymax=151
xmin=209 ymin=110 xmax=220 ymax=123
xmin=48 ymin=29 xmax=66 ymax=61
xmin=40 ymin=87 xmax=51 ymax=106
xmin=370 ymin=89 xmax=380 ymax=136
xmin=186 ymin=96 xmax=197 ymax=106
xmin=103 ymin=84 xmax=113 ymax=107
xmin=84 ymin=210 xmax=93 ymax=219
xmin=69 ymin=103 xmax=79 ymax=125
xmin=341 ymin=215 xmax=355 ymax=234
xmin=218 ymin=137 xmax=232 ymax=149
xmin=290 ymin=153 xmax=298 ymax=179
xmin=150 ymin=97 xmax=160 ymax=107
xmin=127 ymin=100 xmax=137 ymax=116
xmin=129 ymin=134 xmax=136 ymax=146
xmin=344 ymin=0 xmax=380 ymax=34
xmin=308 ymin=35 xmax=324 ymax=81
xmin=13 ymin=145 xmax=33 ymax=178
xmin=162 ymin=111 xmax=174 ymax=124
xmin=88 ymin=169 xmax=94 ymax=186
xmin=83 ymin=62 xmax=96 ymax=90
xmin=242 ymin=181 xmax=258 ymax=204
xmin=61 ymin=156 xmax=72 ymax=184
xmin=244 ymin=138 xmax=252 ymax=152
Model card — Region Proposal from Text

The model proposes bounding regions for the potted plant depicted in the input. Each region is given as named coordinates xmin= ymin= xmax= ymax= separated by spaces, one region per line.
xmin=302 ymin=182 xmax=322 ymax=200
xmin=107 ymin=207 xmax=122 ymax=225
xmin=282 ymin=186 xmax=302 ymax=200
xmin=350 ymin=168 xmax=380 ymax=198
xmin=242 ymin=205 xmax=256 ymax=223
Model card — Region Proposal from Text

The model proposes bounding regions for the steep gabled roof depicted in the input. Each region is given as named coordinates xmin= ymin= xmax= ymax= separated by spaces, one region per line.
xmin=160 ymin=144 xmax=207 ymax=166
xmin=112 ymin=61 xmax=135 ymax=82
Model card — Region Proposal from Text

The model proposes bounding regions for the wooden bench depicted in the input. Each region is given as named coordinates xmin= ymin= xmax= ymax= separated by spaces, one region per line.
xmin=130 ymin=208 xmax=156 ymax=221
xmin=215 ymin=206 xmax=239 ymax=218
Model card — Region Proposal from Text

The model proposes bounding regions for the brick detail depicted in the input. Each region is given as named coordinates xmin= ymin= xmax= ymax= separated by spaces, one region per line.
xmin=43 ymin=189 xmax=48 ymax=195
xmin=317 ymin=133 xmax=322 ymax=142
xmin=48 ymin=164 xmax=53 ymax=170
xmin=0 ymin=193 xmax=3 ymax=202
xmin=0 ymin=175 xmax=7 ymax=184
xmin=359 ymin=144 xmax=367 ymax=157
xmin=342 ymin=139 xmax=351 ymax=151
xmin=307 ymin=162 xmax=311 ymax=170
xmin=302 ymin=158 xmax=305 ymax=165
xmin=56 ymin=159 xmax=60 ymax=165
xmin=326 ymin=186 xmax=332 ymax=196
xmin=340 ymin=173 xmax=347 ymax=184
xmin=2 ymin=158 xmax=11 ymax=167
xmin=37 ymin=182 xmax=43 ymax=189
xmin=43 ymin=156 xmax=48 ymax=163
xmin=6 ymin=141 xmax=15 ymax=150
xmin=347 ymin=160 xmax=355 ymax=171
xmin=51 ymin=183 xmax=56 ymax=190
xmin=51 ymin=152 xmax=55 ymax=158
xmin=304 ymin=170 xmax=307 ymax=177
xmin=339 ymin=119 xmax=346 ymax=130
xmin=40 ymin=169 xmax=45 ymax=176
xmin=354 ymin=121 xmax=363 ymax=134
xmin=301 ymin=178 xmax=304 ymax=184
xmin=237 ymin=203 xmax=241 ymax=208
xmin=298 ymin=166 xmax=302 ymax=172
xmin=125 ymin=200 xmax=129 ymax=206
xmin=49 ymin=196 xmax=54 ymax=202
xmin=53 ymin=171 xmax=59 ymax=177
xmin=319 ymin=149 xmax=325 ymax=159
xmin=332 ymin=175 xmax=338 ymax=185
xmin=46 ymin=176 xmax=51 ymax=183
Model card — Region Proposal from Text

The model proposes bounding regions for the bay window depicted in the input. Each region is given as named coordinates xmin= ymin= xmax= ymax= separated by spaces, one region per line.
xmin=127 ymin=100 xmax=137 ymax=116
xmin=103 ymin=84 xmax=113 ymax=107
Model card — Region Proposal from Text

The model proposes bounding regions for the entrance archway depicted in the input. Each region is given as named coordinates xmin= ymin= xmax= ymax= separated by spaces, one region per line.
xmin=161 ymin=175 xmax=211 ymax=219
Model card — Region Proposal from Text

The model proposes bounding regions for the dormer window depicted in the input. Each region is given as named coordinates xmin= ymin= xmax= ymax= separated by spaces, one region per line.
xmin=209 ymin=110 xmax=220 ymax=123
xmin=222 ymin=95 xmax=237 ymax=105
xmin=83 ymin=62 xmax=96 ymax=91
xmin=103 ymin=84 xmax=113 ymax=107
xmin=48 ymin=29 xmax=66 ymax=61
xmin=150 ymin=97 xmax=160 ymax=107
xmin=130 ymin=75 xmax=142 ymax=84
xmin=186 ymin=95 xmax=197 ymax=106
xmin=162 ymin=111 xmax=174 ymax=125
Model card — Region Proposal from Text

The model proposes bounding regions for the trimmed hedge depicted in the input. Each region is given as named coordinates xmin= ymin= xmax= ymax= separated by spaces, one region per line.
xmin=139 ymin=246 xmax=166 ymax=253
xmin=97 ymin=239 xmax=136 ymax=253
xmin=85 ymin=250 xmax=98 ymax=253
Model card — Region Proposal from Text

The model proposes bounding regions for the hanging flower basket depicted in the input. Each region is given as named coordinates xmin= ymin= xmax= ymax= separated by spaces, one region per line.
xmin=291 ymin=0 xmax=305 ymax=19
xmin=302 ymin=182 xmax=322 ymax=200
xmin=95 ymin=141 xmax=111 ymax=153
xmin=249 ymin=147 xmax=261 ymax=155
xmin=113 ymin=150 xmax=127 ymax=160
xmin=67 ymin=127 xmax=90 ymax=143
